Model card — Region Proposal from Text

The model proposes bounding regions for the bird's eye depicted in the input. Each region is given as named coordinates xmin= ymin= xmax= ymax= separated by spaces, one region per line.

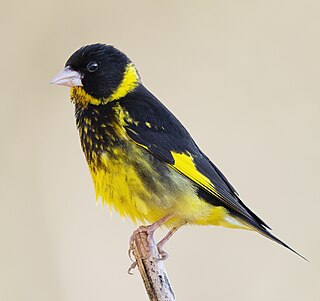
xmin=87 ymin=61 xmax=98 ymax=72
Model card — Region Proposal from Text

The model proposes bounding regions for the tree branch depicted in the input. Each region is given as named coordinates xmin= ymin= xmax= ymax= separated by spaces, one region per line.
xmin=130 ymin=230 xmax=175 ymax=301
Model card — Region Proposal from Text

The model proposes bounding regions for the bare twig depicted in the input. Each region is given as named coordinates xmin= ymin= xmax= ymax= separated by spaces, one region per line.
xmin=130 ymin=230 xmax=175 ymax=301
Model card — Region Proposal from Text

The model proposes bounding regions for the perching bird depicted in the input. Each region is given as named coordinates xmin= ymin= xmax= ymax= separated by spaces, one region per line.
xmin=51 ymin=43 xmax=305 ymax=260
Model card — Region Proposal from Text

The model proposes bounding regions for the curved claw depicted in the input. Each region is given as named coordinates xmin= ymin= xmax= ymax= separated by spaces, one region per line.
xmin=128 ymin=261 xmax=137 ymax=275
xmin=155 ymin=248 xmax=169 ymax=262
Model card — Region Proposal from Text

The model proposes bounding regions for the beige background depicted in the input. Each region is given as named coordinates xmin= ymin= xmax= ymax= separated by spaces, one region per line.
xmin=1 ymin=0 xmax=319 ymax=300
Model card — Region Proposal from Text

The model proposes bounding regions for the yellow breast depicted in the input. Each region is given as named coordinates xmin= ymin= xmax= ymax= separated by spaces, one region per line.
xmin=89 ymin=148 xmax=153 ymax=223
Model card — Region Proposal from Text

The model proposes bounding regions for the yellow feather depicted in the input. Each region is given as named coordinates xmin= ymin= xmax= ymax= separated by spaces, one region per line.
xmin=171 ymin=152 xmax=215 ymax=191
xmin=170 ymin=152 xmax=224 ymax=199
xmin=70 ymin=86 xmax=100 ymax=106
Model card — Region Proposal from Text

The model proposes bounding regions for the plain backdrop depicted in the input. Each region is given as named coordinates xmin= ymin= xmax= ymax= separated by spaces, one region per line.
xmin=1 ymin=1 xmax=319 ymax=300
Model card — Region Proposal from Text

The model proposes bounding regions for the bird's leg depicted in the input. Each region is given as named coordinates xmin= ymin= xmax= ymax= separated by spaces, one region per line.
xmin=156 ymin=224 xmax=184 ymax=261
xmin=128 ymin=214 xmax=174 ymax=273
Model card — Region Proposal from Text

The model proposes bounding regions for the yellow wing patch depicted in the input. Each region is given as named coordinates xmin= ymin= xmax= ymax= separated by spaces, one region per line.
xmin=170 ymin=152 xmax=220 ymax=197
xmin=169 ymin=152 xmax=254 ymax=223
xmin=166 ymin=153 xmax=250 ymax=229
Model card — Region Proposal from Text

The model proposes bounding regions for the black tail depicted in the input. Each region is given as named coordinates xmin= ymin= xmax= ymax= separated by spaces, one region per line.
xmin=242 ymin=217 xmax=308 ymax=261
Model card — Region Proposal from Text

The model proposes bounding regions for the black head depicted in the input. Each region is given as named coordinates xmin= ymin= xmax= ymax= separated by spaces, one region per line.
xmin=51 ymin=44 xmax=140 ymax=103
xmin=66 ymin=44 xmax=130 ymax=99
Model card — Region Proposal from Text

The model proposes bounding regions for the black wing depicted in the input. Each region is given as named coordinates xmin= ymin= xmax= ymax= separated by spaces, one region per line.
xmin=120 ymin=85 xmax=270 ymax=230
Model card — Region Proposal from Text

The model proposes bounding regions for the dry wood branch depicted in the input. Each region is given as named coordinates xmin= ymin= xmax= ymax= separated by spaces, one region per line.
xmin=131 ymin=230 xmax=175 ymax=301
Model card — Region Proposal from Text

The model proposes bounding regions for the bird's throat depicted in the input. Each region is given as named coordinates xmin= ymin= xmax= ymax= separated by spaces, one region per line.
xmin=70 ymin=86 xmax=101 ymax=107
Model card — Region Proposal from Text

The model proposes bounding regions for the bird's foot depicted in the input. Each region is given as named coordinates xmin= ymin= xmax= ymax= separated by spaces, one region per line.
xmin=127 ymin=214 xmax=174 ymax=274
xmin=129 ymin=225 xmax=155 ymax=261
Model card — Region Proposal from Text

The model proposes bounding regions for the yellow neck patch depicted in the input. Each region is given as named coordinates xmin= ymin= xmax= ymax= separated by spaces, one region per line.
xmin=106 ymin=63 xmax=140 ymax=102
xmin=70 ymin=63 xmax=140 ymax=106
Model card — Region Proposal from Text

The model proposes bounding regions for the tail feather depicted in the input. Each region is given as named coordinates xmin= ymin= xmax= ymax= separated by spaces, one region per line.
xmin=241 ymin=217 xmax=308 ymax=261
xmin=236 ymin=197 xmax=272 ymax=230
xmin=254 ymin=226 xmax=308 ymax=261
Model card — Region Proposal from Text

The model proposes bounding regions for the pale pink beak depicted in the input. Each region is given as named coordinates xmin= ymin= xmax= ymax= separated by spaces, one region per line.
xmin=50 ymin=66 xmax=83 ymax=87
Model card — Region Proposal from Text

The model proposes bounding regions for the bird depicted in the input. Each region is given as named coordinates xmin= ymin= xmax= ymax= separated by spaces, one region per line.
xmin=51 ymin=43 xmax=305 ymax=261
